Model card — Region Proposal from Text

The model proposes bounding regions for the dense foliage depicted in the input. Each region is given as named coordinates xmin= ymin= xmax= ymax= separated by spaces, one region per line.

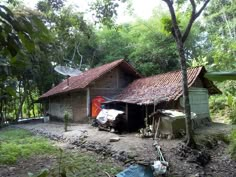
xmin=230 ymin=129 xmax=236 ymax=159
xmin=0 ymin=0 xmax=235 ymax=124
xmin=202 ymin=0 xmax=236 ymax=123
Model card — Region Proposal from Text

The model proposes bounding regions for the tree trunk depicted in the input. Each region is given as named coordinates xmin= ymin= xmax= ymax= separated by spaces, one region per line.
xmin=177 ymin=41 xmax=196 ymax=148
xmin=16 ymin=81 xmax=27 ymax=121
xmin=162 ymin=0 xmax=210 ymax=148
xmin=4 ymin=102 xmax=7 ymax=121
xmin=14 ymin=98 xmax=17 ymax=120
xmin=29 ymin=90 xmax=36 ymax=117
xmin=16 ymin=92 xmax=27 ymax=120
xmin=0 ymin=99 xmax=3 ymax=125
xmin=27 ymin=93 xmax=31 ymax=118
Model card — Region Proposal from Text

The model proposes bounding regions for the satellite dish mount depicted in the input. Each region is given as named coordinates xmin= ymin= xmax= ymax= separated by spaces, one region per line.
xmin=54 ymin=43 xmax=84 ymax=77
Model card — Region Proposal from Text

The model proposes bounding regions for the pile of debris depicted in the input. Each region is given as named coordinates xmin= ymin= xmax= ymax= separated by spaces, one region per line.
xmin=115 ymin=141 xmax=168 ymax=177
xmin=175 ymin=143 xmax=211 ymax=167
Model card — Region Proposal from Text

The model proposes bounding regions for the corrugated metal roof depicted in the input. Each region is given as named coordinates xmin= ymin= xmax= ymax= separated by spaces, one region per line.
xmin=40 ymin=59 xmax=141 ymax=99
xmin=114 ymin=66 xmax=221 ymax=105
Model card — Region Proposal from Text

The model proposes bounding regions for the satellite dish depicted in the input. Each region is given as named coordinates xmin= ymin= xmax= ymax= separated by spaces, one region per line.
xmin=54 ymin=65 xmax=82 ymax=76
xmin=54 ymin=43 xmax=84 ymax=77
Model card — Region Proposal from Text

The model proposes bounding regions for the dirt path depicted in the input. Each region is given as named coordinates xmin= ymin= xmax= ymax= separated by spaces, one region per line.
xmin=13 ymin=122 xmax=236 ymax=177
xmin=15 ymin=122 xmax=160 ymax=162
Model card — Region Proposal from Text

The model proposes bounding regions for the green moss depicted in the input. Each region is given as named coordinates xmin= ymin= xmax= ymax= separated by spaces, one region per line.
xmin=0 ymin=128 xmax=57 ymax=164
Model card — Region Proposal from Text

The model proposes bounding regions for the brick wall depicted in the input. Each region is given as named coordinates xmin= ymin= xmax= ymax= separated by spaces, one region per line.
xmin=49 ymin=94 xmax=72 ymax=120
xmin=71 ymin=91 xmax=87 ymax=122
xmin=90 ymin=67 xmax=135 ymax=100
xmin=48 ymin=66 xmax=138 ymax=122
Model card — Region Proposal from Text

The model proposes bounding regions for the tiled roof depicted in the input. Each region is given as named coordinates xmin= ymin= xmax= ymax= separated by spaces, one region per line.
xmin=40 ymin=59 xmax=141 ymax=99
xmin=114 ymin=66 xmax=221 ymax=105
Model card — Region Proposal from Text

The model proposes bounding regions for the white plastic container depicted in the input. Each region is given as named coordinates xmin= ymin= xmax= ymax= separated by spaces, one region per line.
xmin=44 ymin=116 xmax=50 ymax=123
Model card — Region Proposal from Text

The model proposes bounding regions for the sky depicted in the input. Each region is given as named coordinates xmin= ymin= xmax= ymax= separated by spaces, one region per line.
xmin=21 ymin=0 xmax=166 ymax=23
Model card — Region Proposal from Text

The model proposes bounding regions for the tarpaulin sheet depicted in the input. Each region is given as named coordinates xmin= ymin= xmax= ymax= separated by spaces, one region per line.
xmin=116 ymin=165 xmax=153 ymax=177
xmin=96 ymin=109 xmax=124 ymax=124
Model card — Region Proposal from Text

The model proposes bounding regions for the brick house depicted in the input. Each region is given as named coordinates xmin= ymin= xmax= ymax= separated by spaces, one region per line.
xmin=39 ymin=59 xmax=141 ymax=122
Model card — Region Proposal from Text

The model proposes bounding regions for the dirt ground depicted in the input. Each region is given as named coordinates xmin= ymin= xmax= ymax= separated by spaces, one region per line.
xmin=0 ymin=155 xmax=56 ymax=177
xmin=8 ymin=122 xmax=236 ymax=177
xmin=15 ymin=122 xmax=160 ymax=161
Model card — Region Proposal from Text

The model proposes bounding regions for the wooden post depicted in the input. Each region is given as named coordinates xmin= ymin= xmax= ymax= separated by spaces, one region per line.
xmin=152 ymin=101 xmax=155 ymax=129
xmin=48 ymin=98 xmax=50 ymax=116
xmin=125 ymin=103 xmax=128 ymax=120
xmin=154 ymin=117 xmax=161 ymax=140
xmin=145 ymin=105 xmax=148 ymax=127
xmin=125 ymin=103 xmax=129 ymax=130
xmin=86 ymin=88 xmax=90 ymax=118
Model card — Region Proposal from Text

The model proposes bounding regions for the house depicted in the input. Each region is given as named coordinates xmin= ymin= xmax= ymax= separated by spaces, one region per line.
xmin=104 ymin=66 xmax=221 ymax=131
xmin=40 ymin=59 xmax=220 ymax=133
xmin=39 ymin=59 xmax=141 ymax=122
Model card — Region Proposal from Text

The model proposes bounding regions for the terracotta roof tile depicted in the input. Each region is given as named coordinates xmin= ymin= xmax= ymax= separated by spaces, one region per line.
xmin=40 ymin=59 xmax=141 ymax=99
xmin=114 ymin=66 xmax=220 ymax=105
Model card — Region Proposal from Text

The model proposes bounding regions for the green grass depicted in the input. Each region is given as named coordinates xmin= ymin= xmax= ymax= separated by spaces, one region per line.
xmin=42 ymin=151 xmax=123 ymax=177
xmin=229 ymin=129 xmax=236 ymax=159
xmin=0 ymin=128 xmax=123 ymax=177
xmin=0 ymin=128 xmax=57 ymax=164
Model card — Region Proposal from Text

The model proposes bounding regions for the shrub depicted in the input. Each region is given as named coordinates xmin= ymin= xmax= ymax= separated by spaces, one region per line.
xmin=229 ymin=108 xmax=236 ymax=124
xmin=209 ymin=95 xmax=227 ymax=111
xmin=64 ymin=112 xmax=69 ymax=132
xmin=229 ymin=129 xmax=236 ymax=159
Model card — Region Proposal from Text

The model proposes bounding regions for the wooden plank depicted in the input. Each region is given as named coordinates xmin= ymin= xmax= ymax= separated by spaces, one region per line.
xmin=154 ymin=116 xmax=161 ymax=140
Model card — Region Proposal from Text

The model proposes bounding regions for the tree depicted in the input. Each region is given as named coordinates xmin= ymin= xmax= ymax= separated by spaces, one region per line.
xmin=162 ymin=0 xmax=210 ymax=147
xmin=126 ymin=15 xmax=180 ymax=75
xmin=90 ymin=0 xmax=127 ymax=27
xmin=203 ymin=0 xmax=235 ymax=71
xmin=0 ymin=4 xmax=50 ymax=123
xmin=37 ymin=0 xmax=99 ymax=68
xmin=202 ymin=0 xmax=236 ymax=125
xmin=95 ymin=12 xmax=189 ymax=76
